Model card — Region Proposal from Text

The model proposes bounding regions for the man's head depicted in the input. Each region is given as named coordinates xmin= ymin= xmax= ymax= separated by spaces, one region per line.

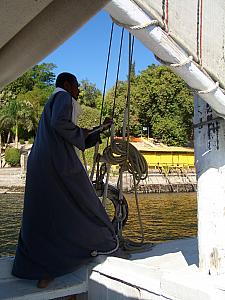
xmin=56 ymin=72 xmax=80 ymax=99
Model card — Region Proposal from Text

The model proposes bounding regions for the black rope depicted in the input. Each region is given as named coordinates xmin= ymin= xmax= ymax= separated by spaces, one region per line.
xmin=100 ymin=22 xmax=114 ymax=125
xmin=111 ymin=27 xmax=125 ymax=119
xmin=126 ymin=33 xmax=135 ymax=142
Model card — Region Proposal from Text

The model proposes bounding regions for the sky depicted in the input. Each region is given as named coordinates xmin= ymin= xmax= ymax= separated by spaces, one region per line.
xmin=42 ymin=10 xmax=158 ymax=91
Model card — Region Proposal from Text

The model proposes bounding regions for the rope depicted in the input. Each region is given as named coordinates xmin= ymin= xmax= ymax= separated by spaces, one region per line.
xmin=132 ymin=171 xmax=144 ymax=243
xmin=125 ymin=34 xmax=134 ymax=142
xmin=155 ymin=55 xmax=193 ymax=68
xmin=81 ymin=151 xmax=88 ymax=174
xmin=90 ymin=21 xmax=114 ymax=181
xmin=170 ymin=56 xmax=193 ymax=68
xmin=155 ymin=55 xmax=221 ymax=96
xmin=89 ymin=28 xmax=151 ymax=255
xmin=101 ymin=139 xmax=148 ymax=184
xmin=100 ymin=138 xmax=149 ymax=251
xmin=90 ymin=236 xmax=120 ymax=257
xmin=102 ymin=34 xmax=149 ymax=251
xmin=111 ymin=16 xmax=158 ymax=30
xmin=195 ymin=82 xmax=219 ymax=95
xmin=90 ymin=142 xmax=99 ymax=182
xmin=112 ymin=27 xmax=124 ymax=119
xmin=100 ymin=21 xmax=114 ymax=125
xmin=102 ymin=163 xmax=111 ymax=207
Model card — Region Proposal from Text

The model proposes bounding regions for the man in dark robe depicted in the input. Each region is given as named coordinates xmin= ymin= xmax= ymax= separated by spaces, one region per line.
xmin=12 ymin=72 xmax=117 ymax=287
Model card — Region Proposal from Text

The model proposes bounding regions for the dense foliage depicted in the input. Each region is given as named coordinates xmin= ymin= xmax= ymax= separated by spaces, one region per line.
xmin=104 ymin=65 xmax=194 ymax=146
xmin=78 ymin=79 xmax=102 ymax=109
xmin=135 ymin=65 xmax=194 ymax=146
xmin=0 ymin=63 xmax=194 ymax=149
xmin=77 ymin=105 xmax=100 ymax=129
xmin=0 ymin=63 xmax=55 ymax=146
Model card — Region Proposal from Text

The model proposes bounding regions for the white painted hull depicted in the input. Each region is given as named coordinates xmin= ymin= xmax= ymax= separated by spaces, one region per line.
xmin=90 ymin=238 xmax=225 ymax=300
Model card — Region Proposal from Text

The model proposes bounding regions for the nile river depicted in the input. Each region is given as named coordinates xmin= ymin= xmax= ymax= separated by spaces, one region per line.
xmin=0 ymin=192 xmax=197 ymax=257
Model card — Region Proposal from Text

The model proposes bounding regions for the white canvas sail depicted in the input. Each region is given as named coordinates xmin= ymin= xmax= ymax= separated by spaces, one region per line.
xmin=133 ymin=0 xmax=225 ymax=89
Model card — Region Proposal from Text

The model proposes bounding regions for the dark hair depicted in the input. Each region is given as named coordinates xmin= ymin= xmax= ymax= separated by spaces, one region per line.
xmin=55 ymin=72 xmax=78 ymax=88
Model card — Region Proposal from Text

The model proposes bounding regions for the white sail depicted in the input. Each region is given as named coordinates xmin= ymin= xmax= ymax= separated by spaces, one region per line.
xmin=134 ymin=0 xmax=225 ymax=89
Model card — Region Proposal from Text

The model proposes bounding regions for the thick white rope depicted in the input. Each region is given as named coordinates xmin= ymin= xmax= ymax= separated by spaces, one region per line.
xmin=111 ymin=16 xmax=158 ymax=30
xmin=197 ymin=81 xmax=220 ymax=95
xmin=102 ymin=163 xmax=111 ymax=207
xmin=101 ymin=139 xmax=148 ymax=184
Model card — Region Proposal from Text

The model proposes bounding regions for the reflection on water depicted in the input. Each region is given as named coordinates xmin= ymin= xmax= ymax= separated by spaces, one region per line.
xmin=0 ymin=192 xmax=197 ymax=257
xmin=0 ymin=193 xmax=24 ymax=257
xmin=123 ymin=193 xmax=197 ymax=243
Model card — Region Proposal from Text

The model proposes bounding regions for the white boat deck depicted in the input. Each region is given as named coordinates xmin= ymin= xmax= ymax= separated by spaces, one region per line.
xmin=0 ymin=257 xmax=88 ymax=300
xmin=90 ymin=238 xmax=225 ymax=300
xmin=1 ymin=238 xmax=225 ymax=300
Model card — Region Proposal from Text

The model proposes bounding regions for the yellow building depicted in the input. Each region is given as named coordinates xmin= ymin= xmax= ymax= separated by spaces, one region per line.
xmin=131 ymin=138 xmax=195 ymax=171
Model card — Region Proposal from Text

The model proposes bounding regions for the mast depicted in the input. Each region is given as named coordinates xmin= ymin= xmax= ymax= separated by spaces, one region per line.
xmin=194 ymin=96 xmax=225 ymax=275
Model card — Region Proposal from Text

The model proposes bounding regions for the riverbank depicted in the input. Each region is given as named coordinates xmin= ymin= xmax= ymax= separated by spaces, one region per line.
xmin=0 ymin=168 xmax=25 ymax=193
xmin=0 ymin=167 xmax=197 ymax=193
xmin=109 ymin=168 xmax=197 ymax=193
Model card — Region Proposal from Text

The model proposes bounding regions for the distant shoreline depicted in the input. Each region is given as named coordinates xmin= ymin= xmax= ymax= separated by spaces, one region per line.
xmin=0 ymin=167 xmax=197 ymax=194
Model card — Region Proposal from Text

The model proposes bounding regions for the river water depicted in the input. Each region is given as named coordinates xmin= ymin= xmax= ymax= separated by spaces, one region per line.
xmin=0 ymin=192 xmax=197 ymax=257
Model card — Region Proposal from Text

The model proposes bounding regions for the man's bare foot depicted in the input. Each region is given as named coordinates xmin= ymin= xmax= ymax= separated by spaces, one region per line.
xmin=37 ymin=277 xmax=54 ymax=288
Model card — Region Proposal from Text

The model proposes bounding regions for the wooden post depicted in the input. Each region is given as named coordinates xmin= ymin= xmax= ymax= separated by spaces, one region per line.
xmin=194 ymin=95 xmax=225 ymax=275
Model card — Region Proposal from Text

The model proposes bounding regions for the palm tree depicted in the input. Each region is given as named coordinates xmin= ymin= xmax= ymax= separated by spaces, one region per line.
xmin=0 ymin=100 xmax=16 ymax=146
xmin=0 ymin=98 xmax=35 ymax=148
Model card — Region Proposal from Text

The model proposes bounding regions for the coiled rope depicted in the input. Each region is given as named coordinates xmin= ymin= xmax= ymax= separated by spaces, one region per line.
xmin=101 ymin=139 xmax=148 ymax=184
xmin=101 ymin=137 xmax=151 ymax=252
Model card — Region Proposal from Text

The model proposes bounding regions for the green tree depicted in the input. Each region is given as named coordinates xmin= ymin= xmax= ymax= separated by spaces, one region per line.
xmin=0 ymin=63 xmax=55 ymax=104
xmin=129 ymin=62 xmax=136 ymax=83
xmin=0 ymin=63 xmax=56 ymax=144
xmin=30 ymin=63 xmax=56 ymax=88
xmin=78 ymin=79 xmax=102 ymax=108
xmin=20 ymin=85 xmax=54 ymax=132
xmin=152 ymin=116 xmax=189 ymax=146
xmin=104 ymin=79 xmax=141 ymax=137
xmin=78 ymin=105 xmax=100 ymax=129
xmin=135 ymin=65 xmax=193 ymax=146
xmin=0 ymin=98 xmax=35 ymax=147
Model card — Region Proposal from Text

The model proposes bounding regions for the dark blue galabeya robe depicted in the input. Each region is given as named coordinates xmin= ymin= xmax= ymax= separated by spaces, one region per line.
xmin=12 ymin=91 xmax=117 ymax=279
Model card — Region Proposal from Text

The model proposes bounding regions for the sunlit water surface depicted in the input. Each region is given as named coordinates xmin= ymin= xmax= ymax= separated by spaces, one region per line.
xmin=0 ymin=192 xmax=197 ymax=257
